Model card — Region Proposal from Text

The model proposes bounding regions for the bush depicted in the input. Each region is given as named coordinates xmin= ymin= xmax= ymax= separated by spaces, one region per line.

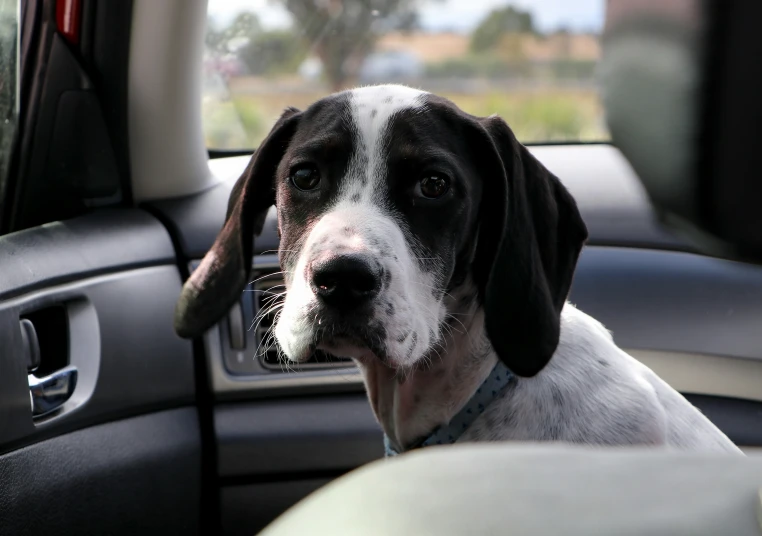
xmin=237 ymin=30 xmax=307 ymax=77
xmin=426 ymin=55 xmax=530 ymax=79
xmin=542 ymin=59 xmax=597 ymax=81
xmin=443 ymin=91 xmax=604 ymax=142
xmin=426 ymin=56 xmax=596 ymax=82
xmin=232 ymin=97 xmax=266 ymax=143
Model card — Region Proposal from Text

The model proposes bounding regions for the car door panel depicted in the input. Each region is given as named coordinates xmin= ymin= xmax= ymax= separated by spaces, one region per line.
xmin=221 ymin=478 xmax=331 ymax=536
xmin=213 ymin=395 xmax=381 ymax=535
xmin=0 ymin=209 xmax=201 ymax=535
xmin=0 ymin=408 xmax=200 ymax=536
xmin=0 ymin=210 xmax=173 ymax=299
xmin=215 ymin=395 xmax=382 ymax=479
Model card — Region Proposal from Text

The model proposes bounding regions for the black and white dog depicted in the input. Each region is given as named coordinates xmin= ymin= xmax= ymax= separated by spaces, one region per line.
xmin=175 ymin=84 xmax=741 ymax=455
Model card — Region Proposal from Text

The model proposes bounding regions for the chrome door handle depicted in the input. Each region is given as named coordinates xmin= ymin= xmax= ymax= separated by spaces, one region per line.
xmin=28 ymin=365 xmax=78 ymax=417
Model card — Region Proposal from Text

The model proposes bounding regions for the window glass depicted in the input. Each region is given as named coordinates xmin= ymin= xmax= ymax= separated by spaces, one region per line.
xmin=203 ymin=0 xmax=607 ymax=149
xmin=0 ymin=0 xmax=19 ymax=189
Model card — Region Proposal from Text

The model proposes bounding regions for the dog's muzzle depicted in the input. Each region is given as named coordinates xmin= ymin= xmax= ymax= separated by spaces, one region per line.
xmin=309 ymin=253 xmax=382 ymax=312
xmin=306 ymin=253 xmax=388 ymax=360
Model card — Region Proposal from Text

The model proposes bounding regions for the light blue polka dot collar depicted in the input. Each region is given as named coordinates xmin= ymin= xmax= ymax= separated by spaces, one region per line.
xmin=384 ymin=360 xmax=514 ymax=457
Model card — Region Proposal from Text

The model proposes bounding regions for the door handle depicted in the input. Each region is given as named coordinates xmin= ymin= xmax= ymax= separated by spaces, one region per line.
xmin=28 ymin=365 xmax=78 ymax=417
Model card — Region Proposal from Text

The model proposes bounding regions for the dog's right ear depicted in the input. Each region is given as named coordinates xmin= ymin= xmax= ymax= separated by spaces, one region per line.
xmin=173 ymin=107 xmax=301 ymax=339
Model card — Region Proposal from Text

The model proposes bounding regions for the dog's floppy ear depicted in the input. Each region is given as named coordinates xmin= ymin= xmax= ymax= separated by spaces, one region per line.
xmin=472 ymin=115 xmax=588 ymax=377
xmin=173 ymin=107 xmax=302 ymax=339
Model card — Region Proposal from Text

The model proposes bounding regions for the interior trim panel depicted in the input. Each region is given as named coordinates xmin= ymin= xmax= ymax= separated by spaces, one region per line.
xmin=631 ymin=350 xmax=762 ymax=403
xmin=0 ymin=266 xmax=195 ymax=454
xmin=214 ymin=393 xmax=761 ymax=490
xmin=221 ymin=479 xmax=332 ymax=536
xmin=0 ymin=408 xmax=201 ymax=536
xmin=0 ymin=209 xmax=175 ymax=300
xmin=215 ymin=394 xmax=383 ymax=479
xmin=571 ymin=246 xmax=762 ymax=361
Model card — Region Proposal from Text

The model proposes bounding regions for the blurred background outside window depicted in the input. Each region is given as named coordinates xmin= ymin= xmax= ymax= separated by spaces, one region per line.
xmin=203 ymin=0 xmax=607 ymax=149
xmin=0 ymin=0 xmax=18 ymax=189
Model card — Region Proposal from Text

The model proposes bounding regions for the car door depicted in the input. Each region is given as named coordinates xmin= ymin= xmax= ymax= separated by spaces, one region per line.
xmin=0 ymin=2 xmax=204 ymax=534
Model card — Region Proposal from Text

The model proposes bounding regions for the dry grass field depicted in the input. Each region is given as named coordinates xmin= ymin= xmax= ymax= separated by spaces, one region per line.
xmin=203 ymin=80 xmax=608 ymax=150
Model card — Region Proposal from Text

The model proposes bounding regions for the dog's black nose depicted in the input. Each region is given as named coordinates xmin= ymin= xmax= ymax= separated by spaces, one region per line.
xmin=310 ymin=254 xmax=382 ymax=310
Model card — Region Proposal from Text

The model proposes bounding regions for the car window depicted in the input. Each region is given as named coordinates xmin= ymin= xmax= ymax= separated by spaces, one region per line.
xmin=203 ymin=0 xmax=607 ymax=151
xmin=0 ymin=0 xmax=19 ymax=192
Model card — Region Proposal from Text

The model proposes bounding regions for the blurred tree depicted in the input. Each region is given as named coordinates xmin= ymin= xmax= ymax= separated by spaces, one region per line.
xmin=283 ymin=0 xmax=428 ymax=91
xmin=470 ymin=5 xmax=536 ymax=53
xmin=206 ymin=12 xmax=306 ymax=76
xmin=238 ymin=30 xmax=308 ymax=76
xmin=205 ymin=12 xmax=262 ymax=54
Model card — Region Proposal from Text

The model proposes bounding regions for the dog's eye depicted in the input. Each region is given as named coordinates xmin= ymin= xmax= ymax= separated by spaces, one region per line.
xmin=290 ymin=165 xmax=321 ymax=191
xmin=417 ymin=174 xmax=450 ymax=199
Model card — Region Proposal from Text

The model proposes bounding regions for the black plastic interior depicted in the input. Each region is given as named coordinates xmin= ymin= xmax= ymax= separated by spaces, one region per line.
xmin=5 ymin=0 xmax=133 ymax=233
xmin=21 ymin=305 xmax=69 ymax=378
xmin=0 ymin=210 xmax=201 ymax=535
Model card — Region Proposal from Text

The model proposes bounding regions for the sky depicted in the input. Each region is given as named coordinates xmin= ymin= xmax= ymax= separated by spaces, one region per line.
xmin=207 ymin=0 xmax=605 ymax=34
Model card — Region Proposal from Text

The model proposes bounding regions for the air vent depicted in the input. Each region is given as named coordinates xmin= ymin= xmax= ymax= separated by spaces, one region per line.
xmin=252 ymin=271 xmax=353 ymax=370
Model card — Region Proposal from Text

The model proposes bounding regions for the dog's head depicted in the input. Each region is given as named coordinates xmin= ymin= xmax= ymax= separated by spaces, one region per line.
xmin=175 ymin=85 xmax=587 ymax=377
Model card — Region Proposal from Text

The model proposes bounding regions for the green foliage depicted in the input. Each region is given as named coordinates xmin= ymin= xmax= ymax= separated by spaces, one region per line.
xmin=237 ymin=30 xmax=307 ymax=76
xmin=0 ymin=5 xmax=18 ymax=190
xmin=544 ymin=59 xmax=597 ymax=80
xmin=426 ymin=54 xmax=530 ymax=79
xmin=231 ymin=97 xmax=266 ymax=141
xmin=206 ymin=12 xmax=262 ymax=54
xmin=427 ymin=56 xmax=595 ymax=82
xmin=463 ymin=92 xmax=591 ymax=141
xmin=470 ymin=6 xmax=535 ymax=53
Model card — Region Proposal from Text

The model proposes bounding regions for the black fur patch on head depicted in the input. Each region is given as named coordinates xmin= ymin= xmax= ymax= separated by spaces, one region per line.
xmin=377 ymin=102 xmax=485 ymax=316
xmin=276 ymin=93 xmax=357 ymax=268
